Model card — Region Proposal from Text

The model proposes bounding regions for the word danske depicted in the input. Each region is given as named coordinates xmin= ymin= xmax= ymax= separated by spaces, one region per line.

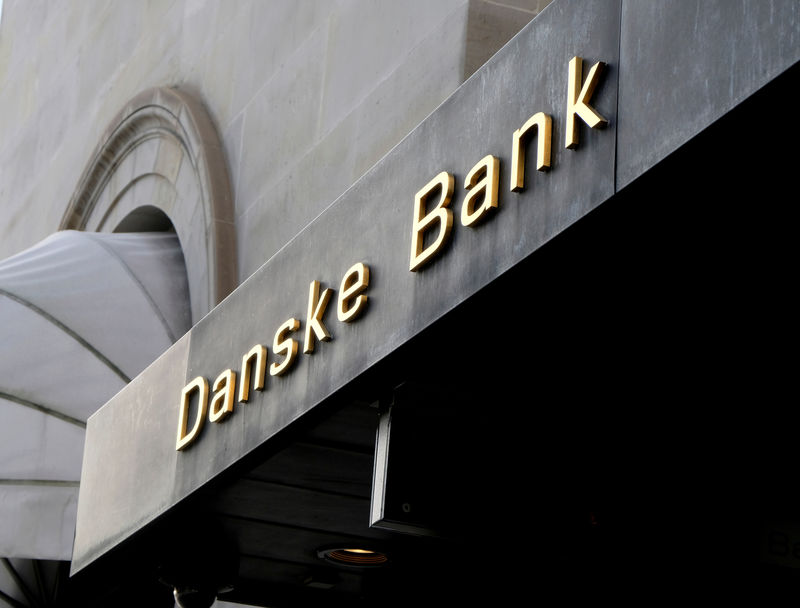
xmin=176 ymin=262 xmax=370 ymax=450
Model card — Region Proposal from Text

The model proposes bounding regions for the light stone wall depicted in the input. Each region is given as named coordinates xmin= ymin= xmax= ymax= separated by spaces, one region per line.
xmin=0 ymin=0 xmax=545 ymax=283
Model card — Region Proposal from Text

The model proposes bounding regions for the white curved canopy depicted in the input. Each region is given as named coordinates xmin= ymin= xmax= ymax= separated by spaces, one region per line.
xmin=0 ymin=230 xmax=190 ymax=561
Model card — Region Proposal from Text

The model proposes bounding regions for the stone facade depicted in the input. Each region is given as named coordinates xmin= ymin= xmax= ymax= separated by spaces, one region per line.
xmin=0 ymin=0 xmax=542 ymax=283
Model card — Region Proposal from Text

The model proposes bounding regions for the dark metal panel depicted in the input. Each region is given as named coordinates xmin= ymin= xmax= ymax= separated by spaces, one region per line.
xmin=74 ymin=0 xmax=621 ymax=573
xmin=218 ymin=517 xmax=379 ymax=567
xmin=245 ymin=443 xmax=374 ymax=499
xmin=210 ymin=479 xmax=389 ymax=540
xmin=299 ymin=402 xmax=377 ymax=453
xmin=616 ymin=0 xmax=800 ymax=189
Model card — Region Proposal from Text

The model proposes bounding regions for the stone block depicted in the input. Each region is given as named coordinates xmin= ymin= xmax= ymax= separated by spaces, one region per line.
xmin=235 ymin=27 xmax=328 ymax=214
xmin=317 ymin=0 xmax=467 ymax=139
xmin=464 ymin=0 xmax=539 ymax=79
xmin=350 ymin=6 xmax=469 ymax=182
xmin=236 ymin=110 xmax=359 ymax=280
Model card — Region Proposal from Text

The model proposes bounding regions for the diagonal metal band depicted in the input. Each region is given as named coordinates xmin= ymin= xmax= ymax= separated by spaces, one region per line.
xmin=82 ymin=232 xmax=178 ymax=343
xmin=0 ymin=288 xmax=130 ymax=384
xmin=0 ymin=391 xmax=86 ymax=428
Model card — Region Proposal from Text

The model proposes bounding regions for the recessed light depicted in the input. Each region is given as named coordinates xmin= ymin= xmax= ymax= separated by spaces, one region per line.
xmin=317 ymin=546 xmax=389 ymax=568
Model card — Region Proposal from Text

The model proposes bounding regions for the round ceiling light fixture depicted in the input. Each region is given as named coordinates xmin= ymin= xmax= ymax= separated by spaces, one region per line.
xmin=317 ymin=546 xmax=389 ymax=568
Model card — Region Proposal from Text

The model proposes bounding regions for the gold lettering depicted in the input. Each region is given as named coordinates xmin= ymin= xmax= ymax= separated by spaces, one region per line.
xmin=270 ymin=318 xmax=300 ymax=376
xmin=209 ymin=369 xmax=236 ymax=423
xmin=303 ymin=280 xmax=334 ymax=354
xmin=239 ymin=345 xmax=267 ymax=402
xmin=461 ymin=155 xmax=500 ymax=226
xmin=409 ymin=171 xmax=454 ymax=272
xmin=337 ymin=263 xmax=370 ymax=323
xmin=565 ymin=56 xmax=608 ymax=149
xmin=176 ymin=376 xmax=209 ymax=451
xmin=510 ymin=112 xmax=552 ymax=192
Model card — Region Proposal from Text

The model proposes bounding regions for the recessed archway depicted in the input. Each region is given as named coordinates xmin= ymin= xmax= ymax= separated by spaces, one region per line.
xmin=60 ymin=87 xmax=237 ymax=323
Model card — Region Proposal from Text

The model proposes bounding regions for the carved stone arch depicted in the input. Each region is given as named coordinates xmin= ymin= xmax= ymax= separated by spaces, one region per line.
xmin=60 ymin=87 xmax=236 ymax=323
